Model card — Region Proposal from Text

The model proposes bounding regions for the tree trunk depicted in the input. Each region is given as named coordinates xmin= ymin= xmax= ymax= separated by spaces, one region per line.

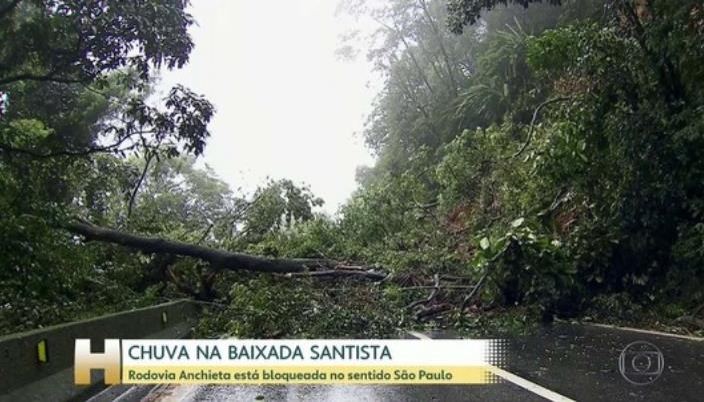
xmin=63 ymin=219 xmax=394 ymax=283
xmin=64 ymin=220 xmax=336 ymax=274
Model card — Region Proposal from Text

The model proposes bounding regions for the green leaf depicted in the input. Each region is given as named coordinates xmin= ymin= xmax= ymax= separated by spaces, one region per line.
xmin=511 ymin=217 xmax=525 ymax=228
xmin=480 ymin=237 xmax=490 ymax=250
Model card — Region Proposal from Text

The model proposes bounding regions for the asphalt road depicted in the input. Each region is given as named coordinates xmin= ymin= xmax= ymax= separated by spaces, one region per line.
xmin=140 ymin=382 xmax=548 ymax=402
xmin=91 ymin=323 xmax=704 ymax=402
xmin=503 ymin=323 xmax=704 ymax=401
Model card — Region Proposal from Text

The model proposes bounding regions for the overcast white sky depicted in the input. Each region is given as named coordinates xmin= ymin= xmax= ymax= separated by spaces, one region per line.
xmin=159 ymin=0 xmax=378 ymax=215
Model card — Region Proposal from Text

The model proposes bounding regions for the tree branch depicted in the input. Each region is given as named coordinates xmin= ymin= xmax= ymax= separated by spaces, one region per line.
xmin=62 ymin=220 xmax=480 ymax=287
xmin=285 ymin=269 xmax=388 ymax=281
xmin=460 ymin=242 xmax=510 ymax=310
xmin=509 ymin=96 xmax=571 ymax=159
xmin=63 ymin=219 xmax=341 ymax=274
xmin=400 ymin=284 xmax=475 ymax=291
xmin=373 ymin=17 xmax=435 ymax=96
xmin=460 ymin=270 xmax=487 ymax=311
xmin=406 ymin=273 xmax=440 ymax=309
xmin=127 ymin=154 xmax=154 ymax=218
xmin=418 ymin=0 xmax=458 ymax=92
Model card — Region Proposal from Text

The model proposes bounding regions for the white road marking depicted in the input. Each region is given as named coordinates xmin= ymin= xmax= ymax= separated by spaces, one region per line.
xmin=407 ymin=331 xmax=576 ymax=402
xmin=487 ymin=366 xmax=576 ymax=402
xmin=585 ymin=322 xmax=704 ymax=341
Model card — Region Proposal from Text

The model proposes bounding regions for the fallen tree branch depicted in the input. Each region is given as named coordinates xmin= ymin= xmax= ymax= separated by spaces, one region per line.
xmin=439 ymin=275 xmax=476 ymax=283
xmin=459 ymin=242 xmax=510 ymax=311
xmin=284 ymin=269 xmax=388 ymax=281
xmin=165 ymin=266 xmax=199 ymax=298
xmin=62 ymin=219 xmax=488 ymax=310
xmin=677 ymin=302 xmax=704 ymax=329
xmin=406 ymin=274 xmax=440 ymax=310
xmin=333 ymin=264 xmax=375 ymax=271
xmin=63 ymin=219 xmax=338 ymax=274
xmin=416 ymin=303 xmax=454 ymax=322
xmin=399 ymin=284 xmax=475 ymax=291
xmin=428 ymin=273 xmax=441 ymax=302
xmin=460 ymin=271 xmax=488 ymax=311
xmin=677 ymin=315 xmax=704 ymax=329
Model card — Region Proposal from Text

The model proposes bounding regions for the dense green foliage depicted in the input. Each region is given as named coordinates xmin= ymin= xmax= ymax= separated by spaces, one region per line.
xmin=2 ymin=0 xmax=704 ymax=338
xmin=0 ymin=0 xmax=214 ymax=332
xmin=334 ymin=0 xmax=704 ymax=327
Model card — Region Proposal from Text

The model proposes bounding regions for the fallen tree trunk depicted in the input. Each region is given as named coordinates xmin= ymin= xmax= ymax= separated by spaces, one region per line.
xmin=62 ymin=219 xmax=482 ymax=318
xmin=64 ymin=220 xmax=343 ymax=274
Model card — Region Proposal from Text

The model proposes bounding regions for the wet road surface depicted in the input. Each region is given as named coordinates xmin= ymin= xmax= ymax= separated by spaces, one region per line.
xmin=93 ymin=323 xmax=704 ymax=402
xmin=503 ymin=323 xmax=704 ymax=401
xmin=143 ymin=382 xmax=548 ymax=402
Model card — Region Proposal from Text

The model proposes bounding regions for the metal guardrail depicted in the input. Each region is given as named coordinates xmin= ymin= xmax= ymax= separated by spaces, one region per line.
xmin=0 ymin=300 xmax=199 ymax=402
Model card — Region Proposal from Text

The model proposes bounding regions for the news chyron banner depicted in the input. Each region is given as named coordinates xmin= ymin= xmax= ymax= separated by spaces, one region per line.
xmin=75 ymin=339 xmax=507 ymax=385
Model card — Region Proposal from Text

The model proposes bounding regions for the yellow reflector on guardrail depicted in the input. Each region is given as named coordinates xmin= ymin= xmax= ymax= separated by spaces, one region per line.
xmin=37 ymin=339 xmax=47 ymax=363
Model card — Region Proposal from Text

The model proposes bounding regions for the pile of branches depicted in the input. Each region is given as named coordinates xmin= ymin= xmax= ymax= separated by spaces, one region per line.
xmin=63 ymin=219 xmax=488 ymax=320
